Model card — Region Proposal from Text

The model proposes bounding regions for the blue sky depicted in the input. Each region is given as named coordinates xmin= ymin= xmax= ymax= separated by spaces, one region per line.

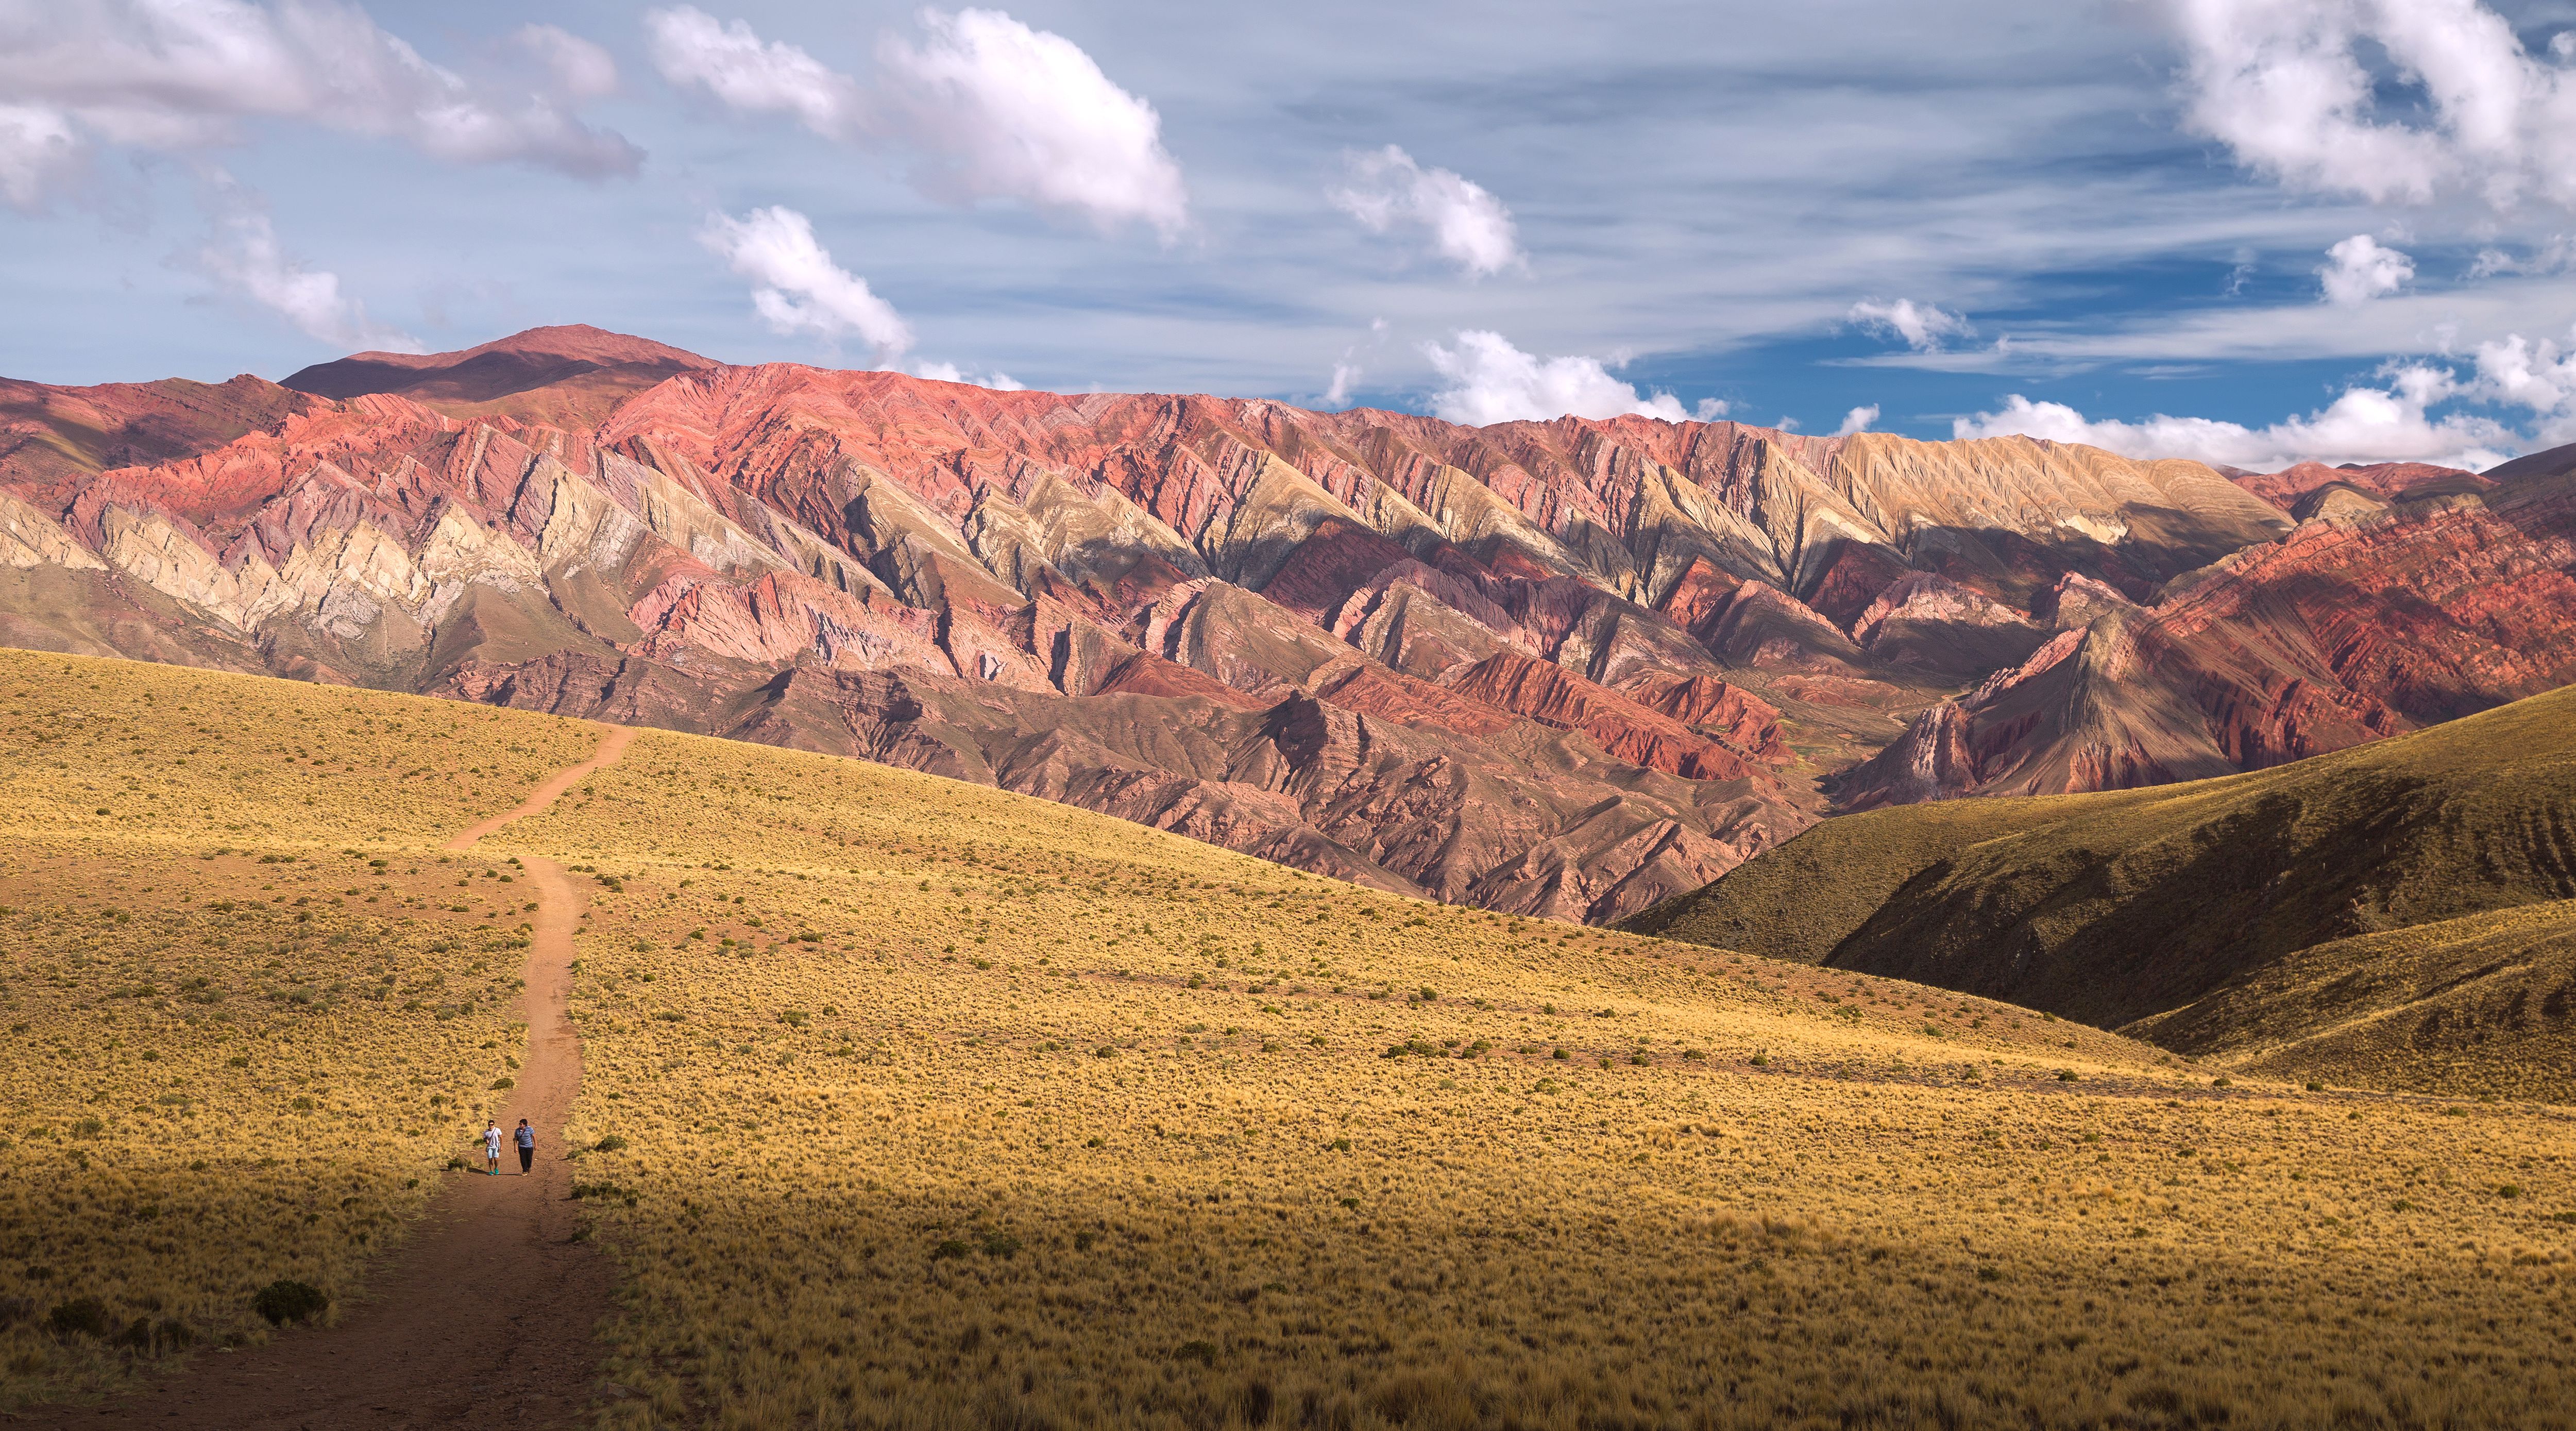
xmin=9 ymin=0 xmax=2576 ymax=472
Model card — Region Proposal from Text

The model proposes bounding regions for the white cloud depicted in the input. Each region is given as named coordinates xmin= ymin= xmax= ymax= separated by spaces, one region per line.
xmin=701 ymin=206 xmax=912 ymax=360
xmin=1834 ymin=403 xmax=1880 ymax=436
xmin=1693 ymin=397 xmax=1728 ymax=421
xmin=516 ymin=25 xmax=620 ymax=102
xmin=1848 ymin=298 xmax=1973 ymax=351
xmin=0 ymin=104 xmax=81 ymax=211
xmin=2168 ymin=0 xmax=2576 ymax=211
xmin=652 ymin=7 xmax=1188 ymax=241
xmin=1328 ymin=145 xmax=1526 ymax=278
xmin=2318 ymin=234 xmax=2412 ymax=305
xmin=0 ymin=1 xmax=640 ymax=204
xmin=2457 ymin=325 xmax=2576 ymax=445
xmin=911 ymin=359 xmax=1022 ymax=390
xmin=644 ymin=6 xmax=858 ymax=138
xmin=1422 ymin=330 xmax=1702 ymax=426
xmin=1953 ymin=367 xmax=2513 ymax=471
xmin=1324 ymin=362 xmax=1361 ymax=407
xmin=193 ymin=197 xmax=419 ymax=351
xmin=877 ymin=9 xmax=1188 ymax=240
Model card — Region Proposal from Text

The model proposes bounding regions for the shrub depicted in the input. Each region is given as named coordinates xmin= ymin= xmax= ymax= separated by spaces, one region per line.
xmin=47 ymin=1297 xmax=113 ymax=1339
xmin=1176 ymin=1339 xmax=1217 ymax=1366
xmin=591 ymin=1134 xmax=628 ymax=1153
xmin=251 ymin=1280 xmax=328 ymax=1326
xmin=930 ymin=1238 xmax=972 ymax=1261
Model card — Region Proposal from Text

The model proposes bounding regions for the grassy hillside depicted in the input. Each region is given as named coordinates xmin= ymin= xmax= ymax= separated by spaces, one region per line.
xmin=1626 ymin=683 xmax=2576 ymax=1100
xmin=0 ymin=652 xmax=599 ymax=1404
xmin=7 ymin=650 xmax=2576 ymax=1427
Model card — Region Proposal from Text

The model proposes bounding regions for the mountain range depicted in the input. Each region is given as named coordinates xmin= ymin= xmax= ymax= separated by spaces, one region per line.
xmin=5 ymin=324 xmax=2571 ymax=921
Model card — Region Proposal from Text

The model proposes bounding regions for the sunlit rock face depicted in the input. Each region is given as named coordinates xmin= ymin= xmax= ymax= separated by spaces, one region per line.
xmin=10 ymin=326 xmax=2564 ymax=920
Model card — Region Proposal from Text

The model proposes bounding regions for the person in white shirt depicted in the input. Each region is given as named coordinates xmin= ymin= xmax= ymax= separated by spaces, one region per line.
xmin=482 ymin=1122 xmax=503 ymax=1176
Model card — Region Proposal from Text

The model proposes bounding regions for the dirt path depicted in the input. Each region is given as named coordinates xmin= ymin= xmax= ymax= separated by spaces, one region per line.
xmin=39 ymin=725 xmax=637 ymax=1429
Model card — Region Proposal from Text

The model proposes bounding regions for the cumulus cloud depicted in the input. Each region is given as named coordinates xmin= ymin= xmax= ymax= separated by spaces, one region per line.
xmin=2318 ymin=234 xmax=2413 ymax=305
xmin=644 ymin=6 xmax=859 ymax=138
xmin=1423 ymin=330 xmax=1707 ymax=426
xmin=1848 ymin=298 xmax=1973 ymax=351
xmin=700 ymin=206 xmax=913 ymax=360
xmin=0 ymin=0 xmax=640 ymax=207
xmin=1953 ymin=367 xmax=2513 ymax=471
xmin=2457 ymin=326 xmax=2576 ymax=446
xmin=2168 ymin=0 xmax=2576 ymax=211
xmin=1328 ymin=145 xmax=1526 ymax=278
xmin=877 ymin=9 xmax=1187 ymax=240
xmin=648 ymin=6 xmax=1188 ymax=241
xmin=193 ymin=194 xmax=419 ymax=351
xmin=1834 ymin=404 xmax=1880 ymax=436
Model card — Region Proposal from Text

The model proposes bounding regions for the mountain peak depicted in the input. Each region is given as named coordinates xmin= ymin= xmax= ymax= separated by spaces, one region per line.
xmin=323 ymin=325 xmax=717 ymax=375
xmin=280 ymin=325 xmax=719 ymax=426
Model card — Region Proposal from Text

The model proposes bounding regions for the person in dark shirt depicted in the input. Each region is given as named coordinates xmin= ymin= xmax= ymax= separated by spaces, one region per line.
xmin=514 ymin=1118 xmax=536 ymax=1174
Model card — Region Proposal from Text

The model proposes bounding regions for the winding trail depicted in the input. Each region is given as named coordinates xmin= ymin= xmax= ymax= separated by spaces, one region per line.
xmin=51 ymin=725 xmax=637 ymax=1430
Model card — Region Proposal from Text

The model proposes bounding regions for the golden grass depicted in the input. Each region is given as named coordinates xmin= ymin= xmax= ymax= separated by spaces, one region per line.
xmin=0 ymin=651 xmax=595 ymax=1405
xmin=7 ymin=648 xmax=2576 ymax=1428
xmin=503 ymin=730 xmax=2576 ymax=1429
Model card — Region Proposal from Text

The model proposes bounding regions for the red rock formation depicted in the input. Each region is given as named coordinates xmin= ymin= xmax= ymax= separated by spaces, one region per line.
xmin=1839 ymin=480 xmax=2576 ymax=807
xmin=283 ymin=325 xmax=716 ymax=429
xmin=2227 ymin=460 xmax=2483 ymax=510
xmin=7 ymin=325 xmax=2549 ymax=918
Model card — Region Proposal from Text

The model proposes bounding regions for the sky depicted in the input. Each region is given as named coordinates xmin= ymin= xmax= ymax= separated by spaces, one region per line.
xmin=9 ymin=1 xmax=2576 ymax=472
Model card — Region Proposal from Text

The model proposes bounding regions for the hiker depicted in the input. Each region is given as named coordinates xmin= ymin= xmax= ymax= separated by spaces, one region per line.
xmin=482 ymin=1121 xmax=502 ymax=1176
xmin=514 ymin=1118 xmax=535 ymax=1174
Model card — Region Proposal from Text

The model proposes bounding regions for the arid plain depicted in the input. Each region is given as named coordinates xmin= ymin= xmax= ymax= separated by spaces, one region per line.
xmin=2 ymin=647 xmax=2570 ymax=1429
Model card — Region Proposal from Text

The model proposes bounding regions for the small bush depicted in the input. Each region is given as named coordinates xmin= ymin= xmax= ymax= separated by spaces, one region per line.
xmin=930 ymin=1238 xmax=973 ymax=1261
xmin=1176 ymin=1339 xmax=1217 ymax=1366
xmin=251 ymin=1280 xmax=328 ymax=1326
xmin=591 ymin=1134 xmax=628 ymax=1153
xmin=47 ymin=1297 xmax=113 ymax=1339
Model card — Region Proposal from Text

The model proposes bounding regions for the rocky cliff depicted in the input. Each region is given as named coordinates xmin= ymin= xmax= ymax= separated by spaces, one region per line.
xmin=5 ymin=328 xmax=2555 ymax=919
